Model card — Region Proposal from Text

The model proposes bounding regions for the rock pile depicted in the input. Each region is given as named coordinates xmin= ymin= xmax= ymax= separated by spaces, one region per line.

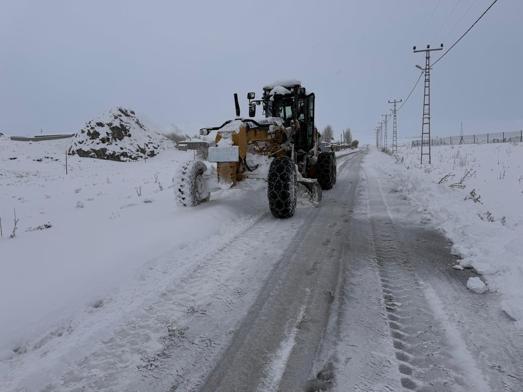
xmin=69 ymin=107 xmax=161 ymax=161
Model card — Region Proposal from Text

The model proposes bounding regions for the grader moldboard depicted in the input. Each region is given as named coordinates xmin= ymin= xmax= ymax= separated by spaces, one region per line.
xmin=175 ymin=80 xmax=336 ymax=218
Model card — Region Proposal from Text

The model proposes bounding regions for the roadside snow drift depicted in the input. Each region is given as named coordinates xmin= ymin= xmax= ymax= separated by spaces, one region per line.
xmin=366 ymin=143 xmax=523 ymax=325
xmin=69 ymin=107 xmax=161 ymax=161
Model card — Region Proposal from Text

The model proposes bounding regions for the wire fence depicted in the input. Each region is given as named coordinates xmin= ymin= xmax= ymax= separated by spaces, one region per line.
xmin=411 ymin=130 xmax=523 ymax=147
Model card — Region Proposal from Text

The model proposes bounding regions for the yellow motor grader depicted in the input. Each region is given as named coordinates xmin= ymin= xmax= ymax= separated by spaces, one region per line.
xmin=175 ymin=80 xmax=336 ymax=218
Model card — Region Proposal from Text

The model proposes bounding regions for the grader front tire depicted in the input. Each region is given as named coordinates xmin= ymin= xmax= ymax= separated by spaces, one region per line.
xmin=267 ymin=156 xmax=297 ymax=219
xmin=317 ymin=152 xmax=336 ymax=190
xmin=175 ymin=160 xmax=210 ymax=207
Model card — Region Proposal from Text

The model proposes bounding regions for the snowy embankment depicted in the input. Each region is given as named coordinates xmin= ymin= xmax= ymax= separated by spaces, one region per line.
xmin=0 ymin=137 xmax=274 ymax=388
xmin=366 ymin=143 xmax=523 ymax=325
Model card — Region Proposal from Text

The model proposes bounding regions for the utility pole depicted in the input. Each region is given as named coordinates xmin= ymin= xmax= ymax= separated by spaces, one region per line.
xmin=381 ymin=114 xmax=389 ymax=152
xmin=378 ymin=122 xmax=383 ymax=150
xmin=375 ymin=125 xmax=380 ymax=149
xmin=388 ymin=99 xmax=402 ymax=154
xmin=413 ymin=43 xmax=443 ymax=164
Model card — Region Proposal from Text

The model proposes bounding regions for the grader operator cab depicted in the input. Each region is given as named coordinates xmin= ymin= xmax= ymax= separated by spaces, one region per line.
xmin=175 ymin=80 xmax=336 ymax=218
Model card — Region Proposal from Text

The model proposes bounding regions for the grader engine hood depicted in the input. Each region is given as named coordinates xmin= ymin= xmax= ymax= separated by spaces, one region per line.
xmin=197 ymin=117 xmax=288 ymax=185
xmin=200 ymin=118 xmax=286 ymax=163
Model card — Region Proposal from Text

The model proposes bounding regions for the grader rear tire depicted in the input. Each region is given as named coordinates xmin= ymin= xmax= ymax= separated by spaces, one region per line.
xmin=332 ymin=154 xmax=337 ymax=185
xmin=317 ymin=152 xmax=336 ymax=190
xmin=175 ymin=160 xmax=210 ymax=207
xmin=267 ymin=156 xmax=297 ymax=219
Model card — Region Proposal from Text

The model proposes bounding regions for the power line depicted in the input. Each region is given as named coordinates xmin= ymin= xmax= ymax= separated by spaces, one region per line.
xmin=398 ymin=70 xmax=424 ymax=111
xmin=398 ymin=0 xmax=499 ymax=114
xmin=443 ymin=0 xmax=477 ymax=42
xmin=432 ymin=0 xmax=500 ymax=67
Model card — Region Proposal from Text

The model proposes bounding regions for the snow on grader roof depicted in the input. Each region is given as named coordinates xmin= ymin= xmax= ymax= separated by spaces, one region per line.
xmin=268 ymin=85 xmax=291 ymax=96
xmin=263 ymin=79 xmax=302 ymax=90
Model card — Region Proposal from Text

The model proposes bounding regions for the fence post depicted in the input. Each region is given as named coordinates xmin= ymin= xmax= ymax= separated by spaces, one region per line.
xmin=521 ymin=130 xmax=522 ymax=143
xmin=473 ymin=135 xmax=476 ymax=144
xmin=487 ymin=133 xmax=489 ymax=143
xmin=503 ymin=132 xmax=505 ymax=142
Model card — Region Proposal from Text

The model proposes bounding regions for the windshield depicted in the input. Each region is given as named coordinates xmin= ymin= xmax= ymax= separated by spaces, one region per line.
xmin=276 ymin=104 xmax=291 ymax=120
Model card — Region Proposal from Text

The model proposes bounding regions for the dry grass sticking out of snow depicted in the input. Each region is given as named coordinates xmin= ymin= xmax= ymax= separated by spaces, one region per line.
xmin=368 ymin=143 xmax=523 ymax=325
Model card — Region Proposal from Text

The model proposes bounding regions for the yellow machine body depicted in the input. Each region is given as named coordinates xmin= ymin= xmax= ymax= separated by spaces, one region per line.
xmin=215 ymin=124 xmax=285 ymax=185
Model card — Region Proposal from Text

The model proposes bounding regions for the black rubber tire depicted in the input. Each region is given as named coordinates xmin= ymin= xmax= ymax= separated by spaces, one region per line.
xmin=317 ymin=152 xmax=336 ymax=190
xmin=331 ymin=154 xmax=337 ymax=185
xmin=175 ymin=160 xmax=210 ymax=207
xmin=267 ymin=156 xmax=297 ymax=219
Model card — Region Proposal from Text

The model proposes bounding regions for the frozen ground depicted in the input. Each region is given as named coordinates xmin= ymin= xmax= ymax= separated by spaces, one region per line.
xmin=0 ymin=137 xmax=290 ymax=390
xmin=369 ymin=143 xmax=523 ymax=325
xmin=1 ymin=139 xmax=521 ymax=392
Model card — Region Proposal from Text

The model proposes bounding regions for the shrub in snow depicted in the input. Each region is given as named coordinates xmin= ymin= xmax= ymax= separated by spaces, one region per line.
xmin=164 ymin=131 xmax=187 ymax=143
xmin=69 ymin=107 xmax=161 ymax=161
xmin=466 ymin=277 xmax=487 ymax=294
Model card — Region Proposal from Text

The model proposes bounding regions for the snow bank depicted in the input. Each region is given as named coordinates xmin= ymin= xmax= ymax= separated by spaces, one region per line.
xmin=69 ymin=107 xmax=161 ymax=161
xmin=365 ymin=143 xmax=523 ymax=325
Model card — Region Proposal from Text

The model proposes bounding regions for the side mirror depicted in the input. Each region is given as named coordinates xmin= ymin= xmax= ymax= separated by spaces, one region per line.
xmin=247 ymin=92 xmax=255 ymax=100
xmin=249 ymin=102 xmax=256 ymax=117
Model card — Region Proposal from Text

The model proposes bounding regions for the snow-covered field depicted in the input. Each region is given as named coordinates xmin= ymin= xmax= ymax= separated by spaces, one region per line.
xmin=0 ymin=137 xmax=286 ymax=389
xmin=366 ymin=143 xmax=523 ymax=325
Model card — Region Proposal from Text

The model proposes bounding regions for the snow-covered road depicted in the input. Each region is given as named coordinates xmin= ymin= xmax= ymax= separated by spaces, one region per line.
xmin=333 ymin=151 xmax=523 ymax=392
xmin=194 ymin=149 xmax=522 ymax=392
xmin=1 ymin=141 xmax=522 ymax=391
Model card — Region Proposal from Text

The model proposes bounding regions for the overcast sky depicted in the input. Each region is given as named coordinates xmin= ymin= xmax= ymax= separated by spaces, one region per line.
xmin=1 ymin=0 xmax=521 ymax=144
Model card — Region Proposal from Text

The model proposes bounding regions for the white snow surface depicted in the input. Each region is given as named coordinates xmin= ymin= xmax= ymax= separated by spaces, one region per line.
xmin=366 ymin=143 xmax=523 ymax=325
xmin=0 ymin=137 xmax=293 ymax=390
xmin=269 ymin=86 xmax=291 ymax=96
xmin=0 ymin=138 xmax=193 ymax=354
xmin=466 ymin=277 xmax=488 ymax=294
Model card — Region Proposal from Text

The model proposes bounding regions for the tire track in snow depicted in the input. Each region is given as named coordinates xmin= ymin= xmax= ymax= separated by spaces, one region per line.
xmin=367 ymin=169 xmax=490 ymax=392
xmin=198 ymin=151 xmax=364 ymax=392
xmin=257 ymin=297 xmax=309 ymax=392
xmin=31 ymin=206 xmax=310 ymax=391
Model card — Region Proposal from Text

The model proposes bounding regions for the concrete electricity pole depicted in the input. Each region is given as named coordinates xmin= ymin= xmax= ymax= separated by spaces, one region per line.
xmin=381 ymin=114 xmax=389 ymax=152
xmin=379 ymin=122 xmax=383 ymax=150
xmin=388 ymin=99 xmax=402 ymax=154
xmin=413 ymin=44 xmax=443 ymax=164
